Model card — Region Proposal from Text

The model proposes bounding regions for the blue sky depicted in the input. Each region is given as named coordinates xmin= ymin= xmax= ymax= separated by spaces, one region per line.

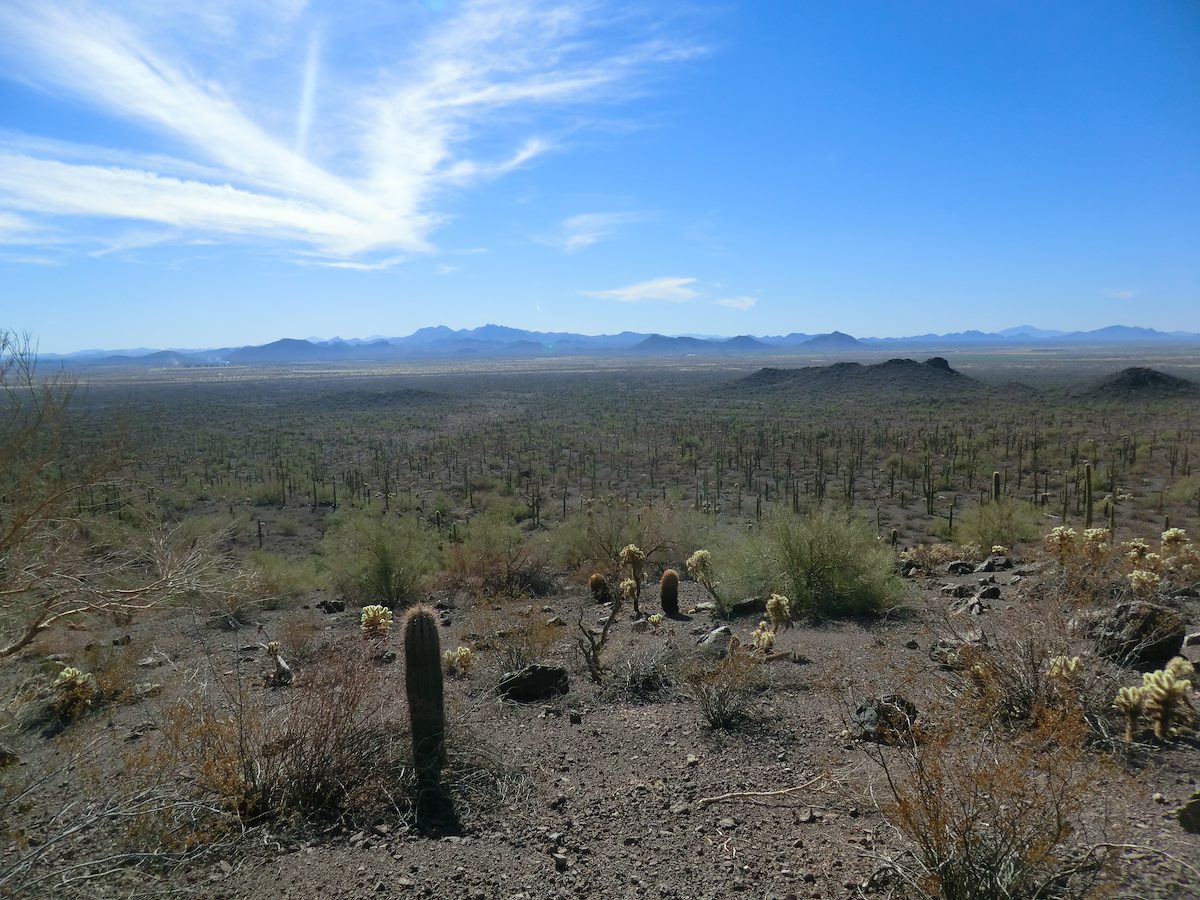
xmin=0 ymin=1 xmax=1197 ymax=352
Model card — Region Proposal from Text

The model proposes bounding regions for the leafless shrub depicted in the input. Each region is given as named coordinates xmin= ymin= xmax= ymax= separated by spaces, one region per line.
xmin=867 ymin=719 xmax=1115 ymax=899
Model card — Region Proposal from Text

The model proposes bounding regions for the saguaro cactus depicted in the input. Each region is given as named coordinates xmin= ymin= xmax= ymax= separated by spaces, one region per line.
xmin=991 ymin=470 xmax=1001 ymax=504
xmin=1083 ymin=462 xmax=1094 ymax=528
xmin=403 ymin=605 xmax=445 ymax=784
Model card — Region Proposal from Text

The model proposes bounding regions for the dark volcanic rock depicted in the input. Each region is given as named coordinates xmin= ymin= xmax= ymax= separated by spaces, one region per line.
xmin=496 ymin=665 xmax=569 ymax=703
xmin=852 ymin=695 xmax=919 ymax=745
xmin=1092 ymin=601 xmax=1186 ymax=667
xmin=1085 ymin=367 xmax=1198 ymax=400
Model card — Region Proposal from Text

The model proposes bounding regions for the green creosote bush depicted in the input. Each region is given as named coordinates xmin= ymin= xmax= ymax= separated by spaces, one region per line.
xmin=320 ymin=510 xmax=438 ymax=608
xmin=941 ymin=499 xmax=1041 ymax=551
xmin=715 ymin=506 xmax=905 ymax=619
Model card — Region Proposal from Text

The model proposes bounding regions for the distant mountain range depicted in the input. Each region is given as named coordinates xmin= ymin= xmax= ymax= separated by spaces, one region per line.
xmin=44 ymin=323 xmax=1200 ymax=367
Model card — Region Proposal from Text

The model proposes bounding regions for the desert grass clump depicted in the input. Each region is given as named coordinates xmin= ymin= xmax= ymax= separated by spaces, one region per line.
xmin=659 ymin=568 xmax=679 ymax=616
xmin=360 ymin=604 xmax=393 ymax=637
xmin=687 ymin=650 xmax=763 ymax=730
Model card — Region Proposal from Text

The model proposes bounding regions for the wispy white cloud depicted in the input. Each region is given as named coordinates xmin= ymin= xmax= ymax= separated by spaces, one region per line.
xmin=582 ymin=275 xmax=697 ymax=303
xmin=715 ymin=295 xmax=756 ymax=310
xmin=0 ymin=0 xmax=701 ymax=263
xmin=540 ymin=211 xmax=643 ymax=252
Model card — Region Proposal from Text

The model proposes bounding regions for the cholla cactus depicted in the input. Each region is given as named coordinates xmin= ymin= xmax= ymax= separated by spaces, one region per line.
xmin=51 ymin=667 xmax=99 ymax=720
xmin=1113 ymin=686 xmax=1144 ymax=742
xmin=1044 ymin=526 xmax=1077 ymax=563
xmin=1141 ymin=669 xmax=1197 ymax=739
xmin=647 ymin=613 xmax=664 ymax=629
xmin=751 ymin=621 xmax=776 ymax=652
xmin=991 ymin=545 xmax=1009 ymax=556
xmin=360 ymin=604 xmax=394 ymax=637
xmin=1165 ymin=656 xmax=1196 ymax=685
xmin=1082 ymin=528 xmax=1111 ymax=562
xmin=1047 ymin=656 xmax=1081 ymax=679
xmin=1123 ymin=538 xmax=1151 ymax=563
xmin=766 ymin=593 xmax=792 ymax=631
xmin=1161 ymin=528 xmax=1190 ymax=551
xmin=264 ymin=640 xmax=294 ymax=686
xmin=620 ymin=578 xmax=638 ymax=601
xmin=442 ymin=645 xmax=475 ymax=677
xmin=619 ymin=544 xmax=646 ymax=614
xmin=1128 ymin=569 xmax=1160 ymax=597
xmin=686 ymin=549 xmax=712 ymax=581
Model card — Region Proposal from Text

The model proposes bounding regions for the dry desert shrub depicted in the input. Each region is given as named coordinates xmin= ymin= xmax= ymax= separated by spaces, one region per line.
xmin=685 ymin=649 xmax=766 ymax=730
xmin=870 ymin=717 xmax=1115 ymax=900
xmin=129 ymin=643 xmax=404 ymax=831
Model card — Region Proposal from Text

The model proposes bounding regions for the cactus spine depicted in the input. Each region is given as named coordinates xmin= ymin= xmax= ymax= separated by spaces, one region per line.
xmin=403 ymin=605 xmax=445 ymax=784
xmin=660 ymin=569 xmax=679 ymax=617
xmin=1083 ymin=462 xmax=1093 ymax=528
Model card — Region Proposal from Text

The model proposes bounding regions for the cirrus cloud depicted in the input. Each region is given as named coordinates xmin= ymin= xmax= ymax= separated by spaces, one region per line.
xmin=0 ymin=0 xmax=703 ymax=265
xmin=581 ymin=276 xmax=698 ymax=303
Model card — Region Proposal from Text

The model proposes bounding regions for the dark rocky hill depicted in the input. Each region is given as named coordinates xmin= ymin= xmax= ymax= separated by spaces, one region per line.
xmin=1084 ymin=367 xmax=1197 ymax=399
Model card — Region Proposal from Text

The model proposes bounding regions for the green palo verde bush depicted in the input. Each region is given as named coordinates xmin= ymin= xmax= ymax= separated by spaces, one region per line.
xmin=319 ymin=510 xmax=438 ymax=607
xmin=716 ymin=506 xmax=904 ymax=619
xmin=941 ymin=499 xmax=1041 ymax=551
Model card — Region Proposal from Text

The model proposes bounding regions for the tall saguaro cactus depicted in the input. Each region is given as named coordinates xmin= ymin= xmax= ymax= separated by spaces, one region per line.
xmin=403 ymin=605 xmax=445 ymax=785
xmin=1083 ymin=462 xmax=1094 ymax=529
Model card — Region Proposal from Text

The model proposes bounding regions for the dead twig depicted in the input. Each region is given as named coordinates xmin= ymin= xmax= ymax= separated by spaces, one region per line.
xmin=698 ymin=773 xmax=828 ymax=808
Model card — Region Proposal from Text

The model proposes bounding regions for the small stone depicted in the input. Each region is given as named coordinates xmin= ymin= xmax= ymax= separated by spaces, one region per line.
xmin=977 ymin=585 xmax=1002 ymax=600
xmin=686 ymin=754 xmax=699 ymax=767
xmin=717 ymin=817 xmax=736 ymax=830
xmin=568 ymin=711 xmax=582 ymax=725
xmin=904 ymin=639 xmax=919 ymax=650
xmin=552 ymin=853 xmax=569 ymax=872
xmin=1153 ymin=792 xmax=1167 ymax=805
xmin=137 ymin=652 xmax=169 ymax=669
xmin=546 ymin=616 xmax=565 ymax=627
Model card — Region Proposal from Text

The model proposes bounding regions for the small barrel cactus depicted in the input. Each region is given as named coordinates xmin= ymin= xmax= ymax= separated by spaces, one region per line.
xmin=659 ymin=569 xmax=679 ymax=617
xmin=588 ymin=572 xmax=610 ymax=604
xmin=403 ymin=605 xmax=445 ymax=784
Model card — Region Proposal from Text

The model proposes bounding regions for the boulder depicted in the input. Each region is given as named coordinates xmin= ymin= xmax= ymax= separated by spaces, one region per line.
xmin=851 ymin=695 xmax=918 ymax=745
xmin=975 ymin=555 xmax=1013 ymax=573
xmin=693 ymin=626 xmax=734 ymax=661
xmin=317 ymin=599 xmax=346 ymax=614
xmin=946 ymin=561 xmax=974 ymax=575
xmin=1179 ymin=790 xmax=1200 ymax=834
xmin=977 ymin=585 xmax=1002 ymax=600
xmin=728 ymin=597 xmax=767 ymax=618
xmin=1092 ymin=601 xmax=1186 ymax=668
xmin=496 ymin=665 xmax=569 ymax=704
